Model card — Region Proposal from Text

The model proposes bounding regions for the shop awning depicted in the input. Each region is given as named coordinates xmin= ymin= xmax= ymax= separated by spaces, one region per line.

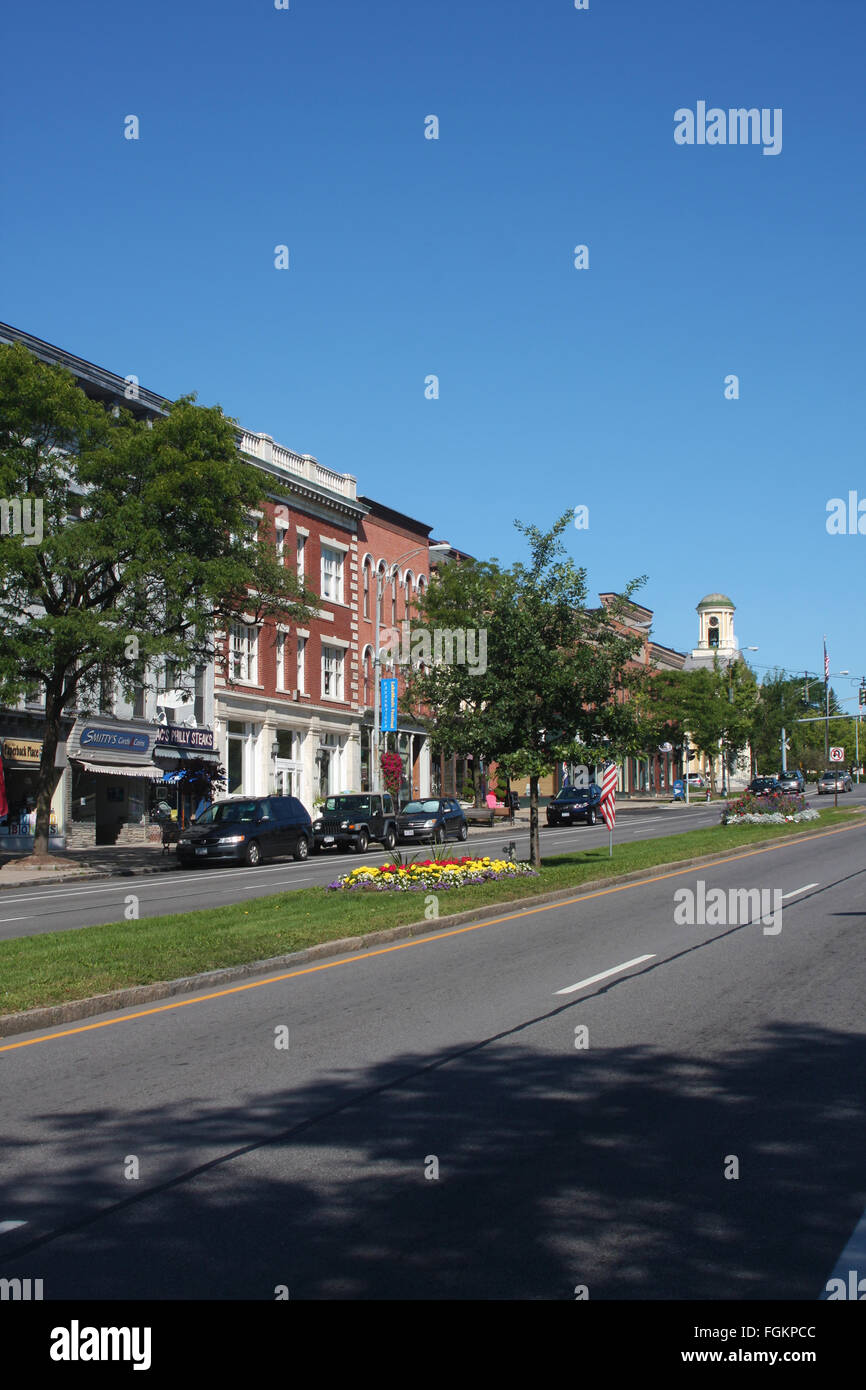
xmin=74 ymin=760 xmax=165 ymax=780
xmin=153 ymin=746 xmax=220 ymax=763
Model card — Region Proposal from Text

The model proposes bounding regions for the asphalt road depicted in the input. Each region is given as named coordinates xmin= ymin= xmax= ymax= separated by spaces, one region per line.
xmin=0 ymin=798 xmax=741 ymax=939
xmin=0 ymin=815 xmax=864 ymax=1299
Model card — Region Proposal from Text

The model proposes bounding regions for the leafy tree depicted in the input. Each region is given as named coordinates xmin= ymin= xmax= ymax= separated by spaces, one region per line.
xmin=634 ymin=660 xmax=758 ymax=793
xmin=403 ymin=513 xmax=646 ymax=867
xmin=0 ymin=342 xmax=317 ymax=861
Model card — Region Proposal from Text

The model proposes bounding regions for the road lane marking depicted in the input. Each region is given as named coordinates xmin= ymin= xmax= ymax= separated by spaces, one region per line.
xmin=781 ymin=883 xmax=819 ymax=899
xmin=0 ymin=1220 xmax=27 ymax=1235
xmin=555 ymin=955 xmax=656 ymax=995
xmin=1 ymin=820 xmax=860 ymax=1053
xmin=0 ymin=917 xmax=29 ymax=923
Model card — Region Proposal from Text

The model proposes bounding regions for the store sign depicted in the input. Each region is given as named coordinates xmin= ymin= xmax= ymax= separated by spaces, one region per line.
xmin=380 ymin=678 xmax=398 ymax=732
xmin=67 ymin=719 xmax=155 ymax=764
xmin=2 ymin=738 xmax=42 ymax=766
xmin=155 ymin=725 xmax=215 ymax=751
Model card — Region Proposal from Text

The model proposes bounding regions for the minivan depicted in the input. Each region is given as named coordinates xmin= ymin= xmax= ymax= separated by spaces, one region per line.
xmin=176 ymin=795 xmax=313 ymax=867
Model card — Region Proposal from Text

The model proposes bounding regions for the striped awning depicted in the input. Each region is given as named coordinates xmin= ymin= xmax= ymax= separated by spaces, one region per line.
xmin=73 ymin=760 xmax=164 ymax=780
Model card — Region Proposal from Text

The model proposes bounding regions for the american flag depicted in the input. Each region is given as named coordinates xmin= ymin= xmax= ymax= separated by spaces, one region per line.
xmin=600 ymin=761 xmax=617 ymax=829
xmin=824 ymin=638 xmax=830 ymax=682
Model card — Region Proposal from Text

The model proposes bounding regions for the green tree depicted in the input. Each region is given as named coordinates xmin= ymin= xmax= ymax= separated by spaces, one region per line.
xmin=404 ymin=513 xmax=645 ymax=867
xmin=0 ymin=342 xmax=317 ymax=861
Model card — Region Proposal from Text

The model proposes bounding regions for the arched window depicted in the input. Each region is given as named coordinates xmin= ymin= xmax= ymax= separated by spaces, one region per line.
xmin=390 ymin=566 xmax=398 ymax=627
xmin=363 ymin=559 xmax=371 ymax=620
xmin=403 ymin=570 xmax=414 ymax=620
xmin=708 ymin=616 xmax=720 ymax=648
xmin=362 ymin=645 xmax=373 ymax=707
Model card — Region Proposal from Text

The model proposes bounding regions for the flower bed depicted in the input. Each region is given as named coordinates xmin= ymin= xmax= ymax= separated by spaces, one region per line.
xmin=722 ymin=790 xmax=819 ymax=826
xmin=327 ymin=855 xmax=538 ymax=892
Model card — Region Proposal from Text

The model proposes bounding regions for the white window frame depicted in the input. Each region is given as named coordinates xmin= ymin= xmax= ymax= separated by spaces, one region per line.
xmin=320 ymin=546 xmax=344 ymax=605
xmin=275 ymin=525 xmax=288 ymax=564
xmin=321 ymin=644 xmax=345 ymax=701
xmin=275 ymin=630 xmax=287 ymax=691
xmin=297 ymin=533 xmax=306 ymax=581
xmin=230 ymin=622 xmax=259 ymax=685
xmin=297 ymin=634 xmax=307 ymax=693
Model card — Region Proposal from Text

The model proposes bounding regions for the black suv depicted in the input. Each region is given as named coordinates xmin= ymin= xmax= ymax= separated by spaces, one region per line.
xmin=546 ymin=785 xmax=603 ymax=827
xmin=312 ymin=793 xmax=398 ymax=853
xmin=176 ymin=796 xmax=312 ymax=868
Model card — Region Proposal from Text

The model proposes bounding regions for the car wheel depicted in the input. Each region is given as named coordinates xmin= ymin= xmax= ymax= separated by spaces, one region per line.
xmin=293 ymin=834 xmax=309 ymax=862
xmin=434 ymin=827 xmax=445 ymax=845
xmin=458 ymin=822 xmax=468 ymax=841
xmin=355 ymin=829 xmax=369 ymax=854
xmin=382 ymin=827 xmax=396 ymax=851
xmin=244 ymin=840 xmax=261 ymax=867
xmin=587 ymin=808 xmax=596 ymax=826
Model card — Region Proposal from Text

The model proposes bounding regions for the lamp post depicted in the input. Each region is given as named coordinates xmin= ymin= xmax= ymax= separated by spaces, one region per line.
xmin=824 ymin=667 xmax=849 ymax=765
xmin=371 ymin=542 xmax=450 ymax=793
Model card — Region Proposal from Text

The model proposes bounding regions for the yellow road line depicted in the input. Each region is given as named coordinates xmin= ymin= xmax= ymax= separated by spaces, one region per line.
xmin=1 ymin=821 xmax=860 ymax=1053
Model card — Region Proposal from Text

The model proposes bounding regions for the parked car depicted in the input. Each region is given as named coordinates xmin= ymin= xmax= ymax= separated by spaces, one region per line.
xmin=776 ymin=769 xmax=806 ymax=795
xmin=817 ymin=769 xmax=853 ymax=794
xmin=748 ymin=777 xmax=781 ymax=798
xmin=546 ymin=784 xmax=603 ymax=827
xmin=312 ymin=793 xmax=398 ymax=853
xmin=176 ymin=795 xmax=312 ymax=868
xmin=685 ymin=773 xmax=706 ymax=789
xmin=396 ymin=797 xmax=468 ymax=845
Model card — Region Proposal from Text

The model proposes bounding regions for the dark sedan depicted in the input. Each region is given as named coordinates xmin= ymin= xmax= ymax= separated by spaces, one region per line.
xmin=396 ymin=797 xmax=468 ymax=845
xmin=748 ymin=777 xmax=781 ymax=798
xmin=546 ymin=785 xmax=603 ymax=827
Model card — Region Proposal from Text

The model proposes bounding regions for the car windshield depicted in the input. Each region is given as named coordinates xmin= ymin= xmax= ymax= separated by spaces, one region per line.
xmin=323 ymin=796 xmax=371 ymax=814
xmin=402 ymin=800 xmax=441 ymax=814
xmin=556 ymin=789 xmax=589 ymax=802
xmin=196 ymin=800 xmax=260 ymax=825
xmin=821 ymin=771 xmax=838 ymax=779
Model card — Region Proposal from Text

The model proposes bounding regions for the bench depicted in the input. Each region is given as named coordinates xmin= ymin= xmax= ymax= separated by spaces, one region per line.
xmin=463 ymin=805 xmax=515 ymax=826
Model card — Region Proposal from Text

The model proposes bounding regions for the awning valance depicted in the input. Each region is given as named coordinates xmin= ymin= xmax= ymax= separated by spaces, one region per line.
xmin=74 ymin=760 xmax=164 ymax=780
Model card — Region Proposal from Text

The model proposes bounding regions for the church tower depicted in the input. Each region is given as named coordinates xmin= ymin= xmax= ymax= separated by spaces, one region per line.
xmin=685 ymin=593 xmax=738 ymax=669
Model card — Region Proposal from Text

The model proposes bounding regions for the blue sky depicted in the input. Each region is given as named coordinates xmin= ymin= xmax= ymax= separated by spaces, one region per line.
xmin=2 ymin=0 xmax=864 ymax=699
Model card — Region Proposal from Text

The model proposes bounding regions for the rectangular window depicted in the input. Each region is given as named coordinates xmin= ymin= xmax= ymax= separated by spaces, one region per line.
xmin=297 ymin=534 xmax=306 ymax=581
xmin=321 ymin=546 xmax=344 ymax=604
xmin=363 ymin=564 xmax=370 ymax=619
xmin=297 ymin=635 xmax=307 ymax=693
xmin=275 ymin=631 xmax=287 ymax=691
xmin=230 ymin=622 xmax=258 ymax=684
xmin=194 ymin=664 xmax=206 ymax=725
xmin=322 ymin=645 xmax=344 ymax=700
xmin=276 ymin=526 xmax=287 ymax=563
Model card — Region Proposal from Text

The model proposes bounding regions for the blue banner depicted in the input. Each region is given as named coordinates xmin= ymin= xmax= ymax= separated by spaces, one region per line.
xmin=380 ymin=678 xmax=398 ymax=731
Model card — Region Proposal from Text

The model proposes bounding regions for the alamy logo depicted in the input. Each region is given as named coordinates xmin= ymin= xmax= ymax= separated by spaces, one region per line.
xmin=674 ymin=880 xmax=782 ymax=935
xmin=50 ymin=1320 xmax=152 ymax=1371
xmin=0 ymin=1276 xmax=43 ymax=1300
xmin=379 ymin=622 xmax=487 ymax=675
xmin=826 ymin=493 xmax=866 ymax=534
xmin=0 ymin=497 xmax=43 ymax=545
xmin=674 ymin=103 xmax=782 ymax=156
xmin=825 ymin=1270 xmax=866 ymax=1299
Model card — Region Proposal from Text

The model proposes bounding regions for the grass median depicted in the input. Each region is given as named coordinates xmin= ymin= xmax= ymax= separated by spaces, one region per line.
xmin=1 ymin=808 xmax=860 ymax=1017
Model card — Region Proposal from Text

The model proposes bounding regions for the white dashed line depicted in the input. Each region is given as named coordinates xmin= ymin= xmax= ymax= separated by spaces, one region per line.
xmin=555 ymin=954 xmax=656 ymax=996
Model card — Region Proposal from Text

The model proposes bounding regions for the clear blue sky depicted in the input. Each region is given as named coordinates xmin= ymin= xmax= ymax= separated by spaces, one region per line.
xmin=2 ymin=0 xmax=864 ymax=699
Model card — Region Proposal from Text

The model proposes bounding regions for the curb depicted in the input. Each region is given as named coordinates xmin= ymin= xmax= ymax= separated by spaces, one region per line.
xmin=1 ymin=816 xmax=861 ymax=1040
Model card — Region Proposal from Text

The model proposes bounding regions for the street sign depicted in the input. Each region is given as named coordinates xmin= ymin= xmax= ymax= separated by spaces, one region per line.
xmin=380 ymin=678 xmax=398 ymax=732
xmin=829 ymin=746 xmax=845 ymax=762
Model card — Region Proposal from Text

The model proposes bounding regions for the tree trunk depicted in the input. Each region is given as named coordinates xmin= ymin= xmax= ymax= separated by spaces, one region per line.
xmin=529 ymin=774 xmax=540 ymax=869
xmin=31 ymin=680 xmax=64 ymax=861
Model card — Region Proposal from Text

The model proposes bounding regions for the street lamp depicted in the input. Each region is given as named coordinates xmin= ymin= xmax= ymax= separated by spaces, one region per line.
xmin=371 ymin=542 xmax=450 ymax=793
